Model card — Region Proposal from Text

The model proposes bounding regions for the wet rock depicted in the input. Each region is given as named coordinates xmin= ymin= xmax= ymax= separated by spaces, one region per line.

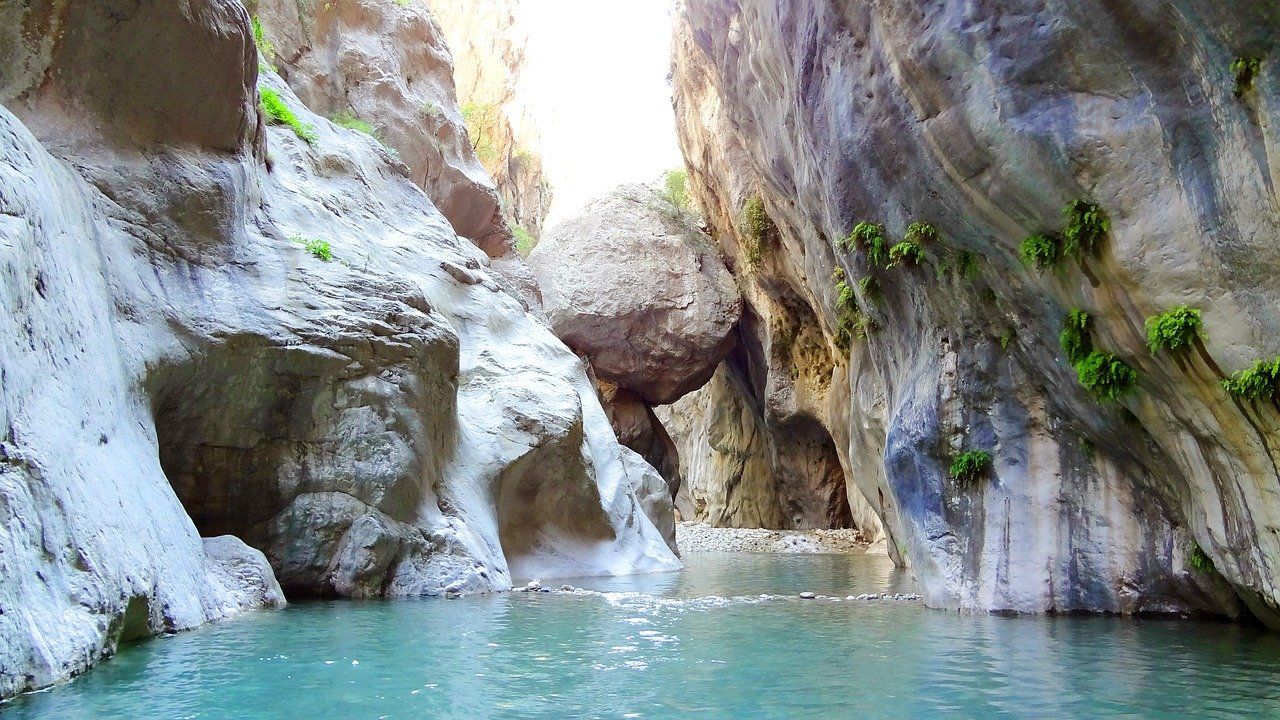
xmin=799 ymin=592 xmax=817 ymax=600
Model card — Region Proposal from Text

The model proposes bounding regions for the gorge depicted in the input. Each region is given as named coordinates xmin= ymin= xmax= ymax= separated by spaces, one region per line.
xmin=3 ymin=0 xmax=1280 ymax=716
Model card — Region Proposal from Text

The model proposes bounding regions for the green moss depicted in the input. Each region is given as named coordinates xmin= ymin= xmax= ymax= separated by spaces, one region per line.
xmin=260 ymin=88 xmax=317 ymax=145
xmin=741 ymin=196 xmax=777 ymax=268
xmin=1059 ymin=309 xmax=1093 ymax=365
xmin=1232 ymin=56 xmax=1262 ymax=98
xmin=1061 ymin=200 xmax=1110 ymax=258
xmin=1145 ymin=306 xmax=1203 ymax=354
xmin=1221 ymin=356 xmax=1280 ymax=401
xmin=904 ymin=221 xmax=939 ymax=245
xmin=834 ymin=312 xmax=873 ymax=353
xmin=1020 ymin=233 xmax=1062 ymax=270
xmin=252 ymin=16 xmax=276 ymax=69
xmin=331 ymin=110 xmax=377 ymax=138
xmin=842 ymin=221 xmax=889 ymax=269
xmin=999 ymin=328 xmax=1016 ymax=351
xmin=1076 ymin=350 xmax=1138 ymax=402
xmin=1187 ymin=543 xmax=1215 ymax=574
xmin=292 ymin=235 xmax=332 ymax=261
xmin=949 ymin=450 xmax=993 ymax=484
xmin=938 ymin=249 xmax=980 ymax=281
xmin=888 ymin=241 xmax=924 ymax=268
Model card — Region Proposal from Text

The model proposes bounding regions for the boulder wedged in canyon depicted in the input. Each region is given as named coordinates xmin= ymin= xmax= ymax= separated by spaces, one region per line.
xmin=673 ymin=0 xmax=1278 ymax=622
xmin=528 ymin=185 xmax=743 ymax=406
xmin=0 ymin=0 xmax=677 ymax=698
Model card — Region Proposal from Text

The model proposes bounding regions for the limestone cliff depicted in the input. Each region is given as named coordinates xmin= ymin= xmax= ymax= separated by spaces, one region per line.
xmin=430 ymin=0 xmax=553 ymax=246
xmin=0 ymin=0 xmax=677 ymax=698
xmin=673 ymin=0 xmax=1277 ymax=622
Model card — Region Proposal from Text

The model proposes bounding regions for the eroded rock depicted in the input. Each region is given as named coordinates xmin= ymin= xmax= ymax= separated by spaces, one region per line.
xmin=529 ymin=185 xmax=742 ymax=406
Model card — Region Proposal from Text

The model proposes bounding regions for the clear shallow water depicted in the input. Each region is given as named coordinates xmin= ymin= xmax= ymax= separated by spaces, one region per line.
xmin=6 ymin=553 xmax=1280 ymax=719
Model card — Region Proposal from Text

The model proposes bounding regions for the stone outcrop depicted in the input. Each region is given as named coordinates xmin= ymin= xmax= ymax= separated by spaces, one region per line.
xmin=0 ymin=0 xmax=677 ymax=698
xmin=673 ymin=0 xmax=1278 ymax=622
xmin=252 ymin=0 xmax=510 ymax=254
xmin=529 ymin=185 xmax=742 ymax=406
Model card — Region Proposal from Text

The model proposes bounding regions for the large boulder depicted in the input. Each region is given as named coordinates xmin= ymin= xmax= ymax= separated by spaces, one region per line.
xmin=529 ymin=185 xmax=742 ymax=405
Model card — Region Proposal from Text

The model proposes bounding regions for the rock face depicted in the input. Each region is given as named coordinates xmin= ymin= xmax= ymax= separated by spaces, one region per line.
xmin=529 ymin=185 xmax=742 ymax=406
xmin=430 ymin=0 xmax=554 ymax=242
xmin=253 ymin=0 xmax=509 ymax=254
xmin=657 ymin=361 xmax=856 ymax=531
xmin=0 ymin=0 xmax=677 ymax=698
xmin=673 ymin=0 xmax=1278 ymax=622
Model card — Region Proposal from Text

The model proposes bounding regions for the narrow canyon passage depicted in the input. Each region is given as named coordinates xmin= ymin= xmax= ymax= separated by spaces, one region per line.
xmin=4 ymin=0 xmax=1280 ymax=716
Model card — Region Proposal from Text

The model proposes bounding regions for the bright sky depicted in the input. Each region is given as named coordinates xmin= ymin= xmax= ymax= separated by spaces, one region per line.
xmin=515 ymin=0 xmax=685 ymax=227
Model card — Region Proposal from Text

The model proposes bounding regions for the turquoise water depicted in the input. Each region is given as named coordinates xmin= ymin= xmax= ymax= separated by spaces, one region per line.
xmin=6 ymin=552 xmax=1280 ymax=719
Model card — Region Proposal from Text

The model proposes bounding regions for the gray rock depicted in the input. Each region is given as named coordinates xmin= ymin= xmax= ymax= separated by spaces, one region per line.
xmin=0 ymin=0 xmax=678 ymax=698
xmin=529 ymin=185 xmax=742 ymax=405
xmin=673 ymin=0 xmax=1273 ymax=624
xmin=799 ymin=592 xmax=817 ymax=600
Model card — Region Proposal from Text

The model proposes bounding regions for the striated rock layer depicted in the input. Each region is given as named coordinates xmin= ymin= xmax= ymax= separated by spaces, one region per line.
xmin=673 ymin=0 xmax=1278 ymax=622
xmin=0 ymin=0 xmax=677 ymax=698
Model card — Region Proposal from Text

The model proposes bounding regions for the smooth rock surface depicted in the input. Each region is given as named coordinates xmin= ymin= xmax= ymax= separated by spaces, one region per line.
xmin=256 ymin=0 xmax=509 ymax=253
xmin=673 ymin=0 xmax=1276 ymax=622
xmin=529 ymin=185 xmax=742 ymax=406
xmin=0 ymin=0 xmax=677 ymax=698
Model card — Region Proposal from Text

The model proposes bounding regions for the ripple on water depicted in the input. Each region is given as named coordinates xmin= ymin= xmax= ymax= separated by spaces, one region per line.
xmin=6 ymin=553 xmax=1280 ymax=719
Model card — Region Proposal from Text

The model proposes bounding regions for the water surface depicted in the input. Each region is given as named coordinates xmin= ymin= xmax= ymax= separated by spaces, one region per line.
xmin=6 ymin=553 xmax=1280 ymax=719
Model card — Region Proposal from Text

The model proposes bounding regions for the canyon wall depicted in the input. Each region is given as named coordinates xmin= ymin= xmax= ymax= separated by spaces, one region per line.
xmin=430 ymin=0 xmax=553 ymax=246
xmin=673 ymin=0 xmax=1277 ymax=622
xmin=0 ymin=0 xmax=677 ymax=698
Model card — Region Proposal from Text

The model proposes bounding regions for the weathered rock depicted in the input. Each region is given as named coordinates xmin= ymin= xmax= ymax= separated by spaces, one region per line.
xmin=529 ymin=185 xmax=742 ymax=405
xmin=673 ymin=0 xmax=1277 ymax=622
xmin=0 ymin=0 xmax=677 ymax=698
xmin=599 ymin=381 xmax=682 ymax=501
xmin=430 ymin=0 xmax=554 ymax=241
xmin=254 ymin=0 xmax=509 ymax=253
xmin=658 ymin=359 xmax=863 ymax=531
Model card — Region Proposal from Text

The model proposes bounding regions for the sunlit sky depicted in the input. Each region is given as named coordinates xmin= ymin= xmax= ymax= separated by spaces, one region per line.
xmin=515 ymin=0 xmax=684 ymax=227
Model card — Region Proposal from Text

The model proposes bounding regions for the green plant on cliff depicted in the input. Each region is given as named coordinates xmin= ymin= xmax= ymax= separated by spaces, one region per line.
xmin=660 ymin=169 xmax=692 ymax=213
xmin=252 ymin=16 xmax=276 ymax=70
xmin=1145 ymin=306 xmax=1203 ymax=354
xmin=857 ymin=275 xmax=879 ymax=298
xmin=1076 ymin=350 xmax=1138 ymax=402
xmin=1061 ymin=199 xmax=1110 ymax=258
xmin=260 ymin=88 xmax=317 ymax=145
xmin=1187 ymin=543 xmax=1215 ymax=574
xmin=511 ymin=225 xmax=536 ymax=257
xmin=1232 ymin=56 xmax=1262 ymax=98
xmin=842 ymin=221 xmax=889 ymax=268
xmin=741 ymin=196 xmax=777 ymax=268
xmin=1222 ymin=356 xmax=1280 ymax=401
xmin=331 ymin=110 xmax=377 ymax=138
xmin=938 ymin=249 xmax=980 ymax=280
xmin=461 ymin=101 xmax=501 ymax=166
xmin=1020 ymin=233 xmax=1062 ymax=270
xmin=292 ymin=235 xmax=332 ymax=261
xmin=1060 ymin=309 xmax=1093 ymax=364
xmin=949 ymin=450 xmax=993 ymax=484
xmin=888 ymin=241 xmax=924 ymax=268
xmin=904 ymin=221 xmax=939 ymax=245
